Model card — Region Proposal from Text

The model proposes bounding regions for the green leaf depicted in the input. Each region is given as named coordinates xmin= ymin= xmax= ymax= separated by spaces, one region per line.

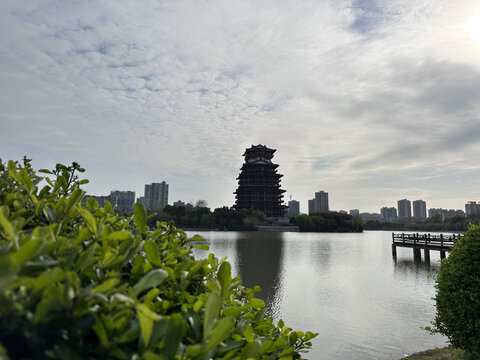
xmin=86 ymin=197 xmax=98 ymax=210
xmin=0 ymin=207 xmax=16 ymax=244
xmin=92 ymin=317 xmax=109 ymax=347
xmin=133 ymin=269 xmax=168 ymax=298
xmin=241 ymin=340 xmax=261 ymax=359
xmin=185 ymin=309 xmax=201 ymax=339
xmin=247 ymin=298 xmax=265 ymax=309
xmin=78 ymin=208 xmax=97 ymax=235
xmin=203 ymin=292 xmax=221 ymax=340
xmin=193 ymin=244 xmax=209 ymax=250
xmin=91 ymin=278 xmax=120 ymax=294
xmin=0 ymin=255 xmax=20 ymax=290
xmin=65 ymin=188 xmax=85 ymax=213
xmin=278 ymin=346 xmax=294 ymax=357
xmin=144 ymin=240 xmax=161 ymax=266
xmin=136 ymin=304 xmax=160 ymax=346
xmin=107 ymin=231 xmax=132 ymax=241
xmin=19 ymin=169 xmax=33 ymax=192
xmin=12 ymin=238 xmax=44 ymax=264
xmin=34 ymin=267 xmax=65 ymax=291
xmin=243 ymin=325 xmax=254 ymax=342
xmin=260 ymin=340 xmax=274 ymax=355
xmin=206 ymin=316 xmax=235 ymax=351
xmin=133 ymin=203 xmax=147 ymax=233
xmin=217 ymin=261 xmax=232 ymax=292
xmin=111 ymin=293 xmax=135 ymax=305
xmin=164 ymin=314 xmax=184 ymax=357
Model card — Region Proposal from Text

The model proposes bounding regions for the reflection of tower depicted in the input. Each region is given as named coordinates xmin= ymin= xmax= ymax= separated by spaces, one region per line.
xmin=235 ymin=232 xmax=284 ymax=317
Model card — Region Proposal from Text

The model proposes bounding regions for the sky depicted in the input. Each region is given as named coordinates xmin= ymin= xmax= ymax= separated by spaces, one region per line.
xmin=1 ymin=0 xmax=480 ymax=214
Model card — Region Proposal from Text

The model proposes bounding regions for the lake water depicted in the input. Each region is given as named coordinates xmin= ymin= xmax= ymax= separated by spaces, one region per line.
xmin=187 ymin=230 xmax=449 ymax=360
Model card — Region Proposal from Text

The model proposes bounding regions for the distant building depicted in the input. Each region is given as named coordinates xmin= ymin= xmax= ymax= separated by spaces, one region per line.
xmin=140 ymin=181 xmax=169 ymax=211
xmin=308 ymin=199 xmax=316 ymax=215
xmin=137 ymin=196 xmax=148 ymax=208
xmin=339 ymin=210 xmax=347 ymax=214
xmin=287 ymin=200 xmax=300 ymax=217
xmin=173 ymin=200 xmax=185 ymax=207
xmin=360 ymin=212 xmax=381 ymax=221
xmin=412 ymin=200 xmax=427 ymax=219
xmin=308 ymin=191 xmax=329 ymax=214
xmin=86 ymin=190 xmax=135 ymax=215
xmin=380 ymin=207 xmax=398 ymax=222
xmin=109 ymin=190 xmax=136 ymax=215
xmin=349 ymin=209 xmax=359 ymax=216
xmin=397 ymin=199 xmax=412 ymax=220
xmin=429 ymin=208 xmax=466 ymax=219
xmin=315 ymin=191 xmax=329 ymax=213
xmin=465 ymin=201 xmax=480 ymax=216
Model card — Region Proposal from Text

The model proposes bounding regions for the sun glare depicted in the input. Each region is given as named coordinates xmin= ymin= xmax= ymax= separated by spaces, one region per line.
xmin=468 ymin=7 xmax=480 ymax=45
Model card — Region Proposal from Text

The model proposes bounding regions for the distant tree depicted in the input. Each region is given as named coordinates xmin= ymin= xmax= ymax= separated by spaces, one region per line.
xmin=426 ymin=213 xmax=443 ymax=224
xmin=195 ymin=199 xmax=208 ymax=208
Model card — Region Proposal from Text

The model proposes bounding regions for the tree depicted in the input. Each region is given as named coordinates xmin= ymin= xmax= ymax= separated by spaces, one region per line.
xmin=433 ymin=224 xmax=480 ymax=359
xmin=195 ymin=199 xmax=208 ymax=208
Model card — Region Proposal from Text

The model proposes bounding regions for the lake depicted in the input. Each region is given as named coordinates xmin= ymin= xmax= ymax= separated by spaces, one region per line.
xmin=187 ymin=230 xmax=449 ymax=360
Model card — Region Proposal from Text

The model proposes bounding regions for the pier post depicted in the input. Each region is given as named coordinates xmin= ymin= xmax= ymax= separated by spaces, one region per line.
xmin=392 ymin=244 xmax=397 ymax=257
xmin=440 ymin=251 xmax=446 ymax=259
xmin=413 ymin=248 xmax=421 ymax=261
xmin=424 ymin=249 xmax=430 ymax=262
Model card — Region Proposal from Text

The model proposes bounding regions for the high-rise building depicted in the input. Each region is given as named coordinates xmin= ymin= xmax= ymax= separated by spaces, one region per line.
xmin=397 ymin=199 xmax=412 ymax=220
xmin=308 ymin=191 xmax=329 ymax=215
xmin=465 ymin=201 xmax=479 ymax=216
xmin=287 ymin=200 xmax=300 ymax=217
xmin=140 ymin=181 xmax=169 ymax=211
xmin=315 ymin=191 xmax=329 ymax=213
xmin=412 ymin=200 xmax=427 ymax=219
xmin=380 ymin=207 xmax=398 ymax=222
xmin=234 ymin=144 xmax=287 ymax=219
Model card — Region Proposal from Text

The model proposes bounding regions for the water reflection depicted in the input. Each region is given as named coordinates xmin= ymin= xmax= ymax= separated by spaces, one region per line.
xmin=189 ymin=230 xmax=448 ymax=360
xmin=393 ymin=258 xmax=440 ymax=277
xmin=235 ymin=232 xmax=284 ymax=317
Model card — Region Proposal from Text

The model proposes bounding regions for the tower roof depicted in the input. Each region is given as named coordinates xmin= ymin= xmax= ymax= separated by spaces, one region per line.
xmin=243 ymin=144 xmax=276 ymax=156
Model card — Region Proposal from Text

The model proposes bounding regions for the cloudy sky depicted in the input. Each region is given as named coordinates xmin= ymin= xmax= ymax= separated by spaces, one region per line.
xmin=2 ymin=0 xmax=480 ymax=214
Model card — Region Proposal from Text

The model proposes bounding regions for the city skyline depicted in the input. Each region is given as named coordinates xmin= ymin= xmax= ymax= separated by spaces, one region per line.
xmin=2 ymin=1 xmax=480 ymax=214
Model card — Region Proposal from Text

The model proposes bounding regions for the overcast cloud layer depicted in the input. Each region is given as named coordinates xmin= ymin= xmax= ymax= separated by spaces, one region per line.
xmin=2 ymin=0 xmax=480 ymax=213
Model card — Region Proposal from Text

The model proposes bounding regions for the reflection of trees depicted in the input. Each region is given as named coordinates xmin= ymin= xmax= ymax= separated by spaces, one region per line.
xmin=235 ymin=232 xmax=284 ymax=316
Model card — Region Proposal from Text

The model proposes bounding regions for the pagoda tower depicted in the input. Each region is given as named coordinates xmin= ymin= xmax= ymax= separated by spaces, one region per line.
xmin=234 ymin=144 xmax=287 ymax=219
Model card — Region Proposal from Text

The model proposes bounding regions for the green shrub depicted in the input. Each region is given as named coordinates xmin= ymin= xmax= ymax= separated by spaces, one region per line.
xmin=433 ymin=224 xmax=480 ymax=359
xmin=0 ymin=158 xmax=316 ymax=359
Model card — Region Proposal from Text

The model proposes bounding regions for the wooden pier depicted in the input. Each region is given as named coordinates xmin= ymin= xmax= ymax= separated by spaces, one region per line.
xmin=392 ymin=233 xmax=461 ymax=261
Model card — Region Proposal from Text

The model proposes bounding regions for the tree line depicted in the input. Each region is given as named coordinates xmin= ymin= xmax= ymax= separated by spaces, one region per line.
xmin=290 ymin=212 xmax=364 ymax=232
xmin=147 ymin=205 xmax=364 ymax=232
xmin=363 ymin=214 xmax=480 ymax=232
xmin=147 ymin=204 xmax=267 ymax=231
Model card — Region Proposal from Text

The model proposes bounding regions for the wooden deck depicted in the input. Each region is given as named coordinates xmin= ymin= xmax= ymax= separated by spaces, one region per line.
xmin=391 ymin=233 xmax=461 ymax=260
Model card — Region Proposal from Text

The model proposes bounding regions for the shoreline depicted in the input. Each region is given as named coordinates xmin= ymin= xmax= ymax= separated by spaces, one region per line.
xmin=402 ymin=346 xmax=464 ymax=359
